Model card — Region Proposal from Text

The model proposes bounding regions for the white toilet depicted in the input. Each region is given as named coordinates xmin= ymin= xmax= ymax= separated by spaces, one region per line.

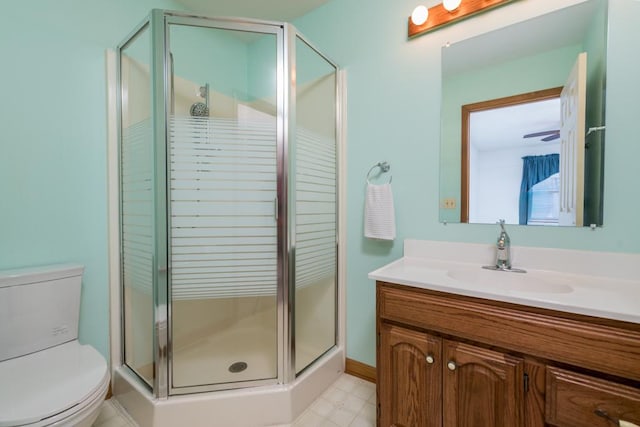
xmin=0 ymin=264 xmax=109 ymax=427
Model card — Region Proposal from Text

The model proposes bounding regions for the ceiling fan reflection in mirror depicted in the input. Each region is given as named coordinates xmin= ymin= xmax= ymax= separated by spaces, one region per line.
xmin=523 ymin=129 xmax=559 ymax=142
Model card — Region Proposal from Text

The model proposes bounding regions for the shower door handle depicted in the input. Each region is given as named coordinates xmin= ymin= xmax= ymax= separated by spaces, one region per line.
xmin=274 ymin=197 xmax=278 ymax=221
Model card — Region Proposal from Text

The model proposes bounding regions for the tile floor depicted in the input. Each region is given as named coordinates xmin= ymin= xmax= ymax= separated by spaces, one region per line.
xmin=92 ymin=373 xmax=376 ymax=427
xmin=292 ymin=374 xmax=376 ymax=427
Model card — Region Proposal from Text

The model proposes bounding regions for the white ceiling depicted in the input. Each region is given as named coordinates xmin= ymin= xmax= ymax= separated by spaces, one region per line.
xmin=470 ymin=98 xmax=561 ymax=152
xmin=172 ymin=0 xmax=331 ymax=22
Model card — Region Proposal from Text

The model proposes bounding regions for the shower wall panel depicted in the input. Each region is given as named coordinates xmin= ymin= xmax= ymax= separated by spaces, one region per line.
xmin=293 ymin=37 xmax=338 ymax=374
xmin=120 ymin=26 xmax=155 ymax=386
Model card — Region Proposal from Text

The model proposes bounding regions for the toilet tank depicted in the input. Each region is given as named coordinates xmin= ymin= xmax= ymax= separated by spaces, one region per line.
xmin=0 ymin=264 xmax=84 ymax=362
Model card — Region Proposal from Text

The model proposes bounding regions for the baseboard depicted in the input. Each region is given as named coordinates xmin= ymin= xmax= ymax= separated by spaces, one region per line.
xmin=345 ymin=358 xmax=376 ymax=384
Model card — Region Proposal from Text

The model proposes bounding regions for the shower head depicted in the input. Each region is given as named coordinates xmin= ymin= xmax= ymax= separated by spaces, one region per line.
xmin=190 ymin=102 xmax=209 ymax=117
xmin=190 ymin=83 xmax=210 ymax=117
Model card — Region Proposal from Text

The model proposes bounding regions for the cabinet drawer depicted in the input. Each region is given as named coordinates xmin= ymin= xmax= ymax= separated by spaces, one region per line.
xmin=546 ymin=367 xmax=640 ymax=427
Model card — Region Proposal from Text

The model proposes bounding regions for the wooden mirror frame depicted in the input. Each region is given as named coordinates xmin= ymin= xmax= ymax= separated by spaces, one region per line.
xmin=460 ymin=86 xmax=563 ymax=223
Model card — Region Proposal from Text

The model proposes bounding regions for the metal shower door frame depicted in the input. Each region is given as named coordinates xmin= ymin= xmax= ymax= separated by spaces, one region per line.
xmin=159 ymin=11 xmax=288 ymax=396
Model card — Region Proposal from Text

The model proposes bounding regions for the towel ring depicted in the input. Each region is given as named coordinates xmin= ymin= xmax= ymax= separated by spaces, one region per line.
xmin=366 ymin=161 xmax=392 ymax=184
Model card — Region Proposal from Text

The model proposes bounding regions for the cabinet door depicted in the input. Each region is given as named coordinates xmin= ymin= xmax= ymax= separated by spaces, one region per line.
xmin=379 ymin=323 xmax=442 ymax=427
xmin=443 ymin=340 xmax=524 ymax=427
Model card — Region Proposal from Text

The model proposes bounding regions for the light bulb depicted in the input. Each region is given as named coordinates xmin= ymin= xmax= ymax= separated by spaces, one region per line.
xmin=443 ymin=0 xmax=462 ymax=11
xmin=411 ymin=5 xmax=429 ymax=26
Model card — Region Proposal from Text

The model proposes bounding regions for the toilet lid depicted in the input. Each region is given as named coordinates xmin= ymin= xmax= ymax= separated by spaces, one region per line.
xmin=0 ymin=340 xmax=107 ymax=427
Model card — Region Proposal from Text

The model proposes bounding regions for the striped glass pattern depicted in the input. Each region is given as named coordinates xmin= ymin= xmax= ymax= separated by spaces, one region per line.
xmin=169 ymin=117 xmax=277 ymax=299
xmin=122 ymin=118 xmax=154 ymax=297
xmin=295 ymin=127 xmax=337 ymax=290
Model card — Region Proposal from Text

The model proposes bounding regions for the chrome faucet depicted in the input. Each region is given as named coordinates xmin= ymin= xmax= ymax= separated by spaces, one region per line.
xmin=482 ymin=220 xmax=526 ymax=273
xmin=495 ymin=219 xmax=511 ymax=270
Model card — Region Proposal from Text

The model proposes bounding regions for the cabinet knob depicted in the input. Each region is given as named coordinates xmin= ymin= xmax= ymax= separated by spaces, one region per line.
xmin=447 ymin=361 xmax=457 ymax=371
xmin=426 ymin=355 xmax=434 ymax=364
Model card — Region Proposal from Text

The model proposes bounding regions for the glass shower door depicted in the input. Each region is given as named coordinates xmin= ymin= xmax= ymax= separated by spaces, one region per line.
xmin=293 ymin=35 xmax=338 ymax=374
xmin=166 ymin=20 xmax=280 ymax=392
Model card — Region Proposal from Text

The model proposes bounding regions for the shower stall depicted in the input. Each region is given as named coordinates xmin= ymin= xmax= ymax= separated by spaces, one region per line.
xmin=113 ymin=9 xmax=342 ymax=426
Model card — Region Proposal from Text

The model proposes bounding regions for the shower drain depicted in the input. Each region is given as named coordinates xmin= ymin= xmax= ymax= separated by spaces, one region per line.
xmin=228 ymin=361 xmax=248 ymax=373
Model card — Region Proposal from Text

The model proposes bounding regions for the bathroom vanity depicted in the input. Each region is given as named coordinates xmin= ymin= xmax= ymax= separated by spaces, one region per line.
xmin=370 ymin=240 xmax=640 ymax=427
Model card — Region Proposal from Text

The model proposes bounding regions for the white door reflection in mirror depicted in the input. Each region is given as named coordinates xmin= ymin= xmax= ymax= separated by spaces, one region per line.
xmin=559 ymin=52 xmax=587 ymax=226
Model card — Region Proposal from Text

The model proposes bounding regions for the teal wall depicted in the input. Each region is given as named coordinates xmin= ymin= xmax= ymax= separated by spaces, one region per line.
xmin=295 ymin=0 xmax=640 ymax=366
xmin=170 ymin=24 xmax=250 ymax=101
xmin=0 ymin=0 xmax=184 ymax=361
xmin=247 ymin=34 xmax=279 ymax=104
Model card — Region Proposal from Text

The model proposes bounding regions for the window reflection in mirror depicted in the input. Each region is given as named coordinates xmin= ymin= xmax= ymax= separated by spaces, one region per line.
xmin=528 ymin=173 xmax=560 ymax=226
xmin=439 ymin=0 xmax=607 ymax=227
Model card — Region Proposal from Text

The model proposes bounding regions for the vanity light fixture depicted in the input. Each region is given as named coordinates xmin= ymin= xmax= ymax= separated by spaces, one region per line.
xmin=408 ymin=0 xmax=518 ymax=38
xmin=442 ymin=0 xmax=462 ymax=11
xmin=411 ymin=5 xmax=429 ymax=26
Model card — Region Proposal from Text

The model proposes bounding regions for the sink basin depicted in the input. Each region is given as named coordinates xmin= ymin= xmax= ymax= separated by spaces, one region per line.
xmin=447 ymin=268 xmax=574 ymax=294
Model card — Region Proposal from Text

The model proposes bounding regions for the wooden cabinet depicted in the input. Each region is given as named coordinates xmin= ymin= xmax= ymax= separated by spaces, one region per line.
xmin=379 ymin=323 xmax=441 ymax=427
xmin=378 ymin=324 xmax=524 ymax=427
xmin=376 ymin=281 xmax=640 ymax=427
xmin=442 ymin=340 xmax=524 ymax=427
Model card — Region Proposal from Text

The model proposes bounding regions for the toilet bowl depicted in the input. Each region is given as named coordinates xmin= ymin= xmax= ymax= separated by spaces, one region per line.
xmin=0 ymin=341 xmax=109 ymax=427
xmin=0 ymin=265 xmax=109 ymax=427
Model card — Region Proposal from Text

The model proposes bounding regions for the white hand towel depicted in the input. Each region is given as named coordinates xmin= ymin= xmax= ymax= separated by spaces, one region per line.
xmin=364 ymin=183 xmax=396 ymax=240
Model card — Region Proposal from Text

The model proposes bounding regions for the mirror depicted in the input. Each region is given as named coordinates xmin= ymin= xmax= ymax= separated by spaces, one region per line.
xmin=439 ymin=0 xmax=607 ymax=226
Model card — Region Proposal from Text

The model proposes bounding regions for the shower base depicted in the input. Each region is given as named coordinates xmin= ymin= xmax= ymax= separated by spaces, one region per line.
xmin=170 ymin=294 xmax=328 ymax=388
xmin=173 ymin=328 xmax=321 ymax=387
xmin=173 ymin=324 xmax=276 ymax=387
xmin=113 ymin=346 xmax=344 ymax=427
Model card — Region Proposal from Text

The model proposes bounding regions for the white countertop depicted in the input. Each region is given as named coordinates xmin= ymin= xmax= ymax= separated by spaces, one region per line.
xmin=369 ymin=240 xmax=640 ymax=324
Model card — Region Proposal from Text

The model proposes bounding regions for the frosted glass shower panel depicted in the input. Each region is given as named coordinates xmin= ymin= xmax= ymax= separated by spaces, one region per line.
xmin=294 ymin=37 xmax=338 ymax=374
xmin=168 ymin=24 xmax=279 ymax=389
xmin=120 ymin=25 xmax=155 ymax=386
